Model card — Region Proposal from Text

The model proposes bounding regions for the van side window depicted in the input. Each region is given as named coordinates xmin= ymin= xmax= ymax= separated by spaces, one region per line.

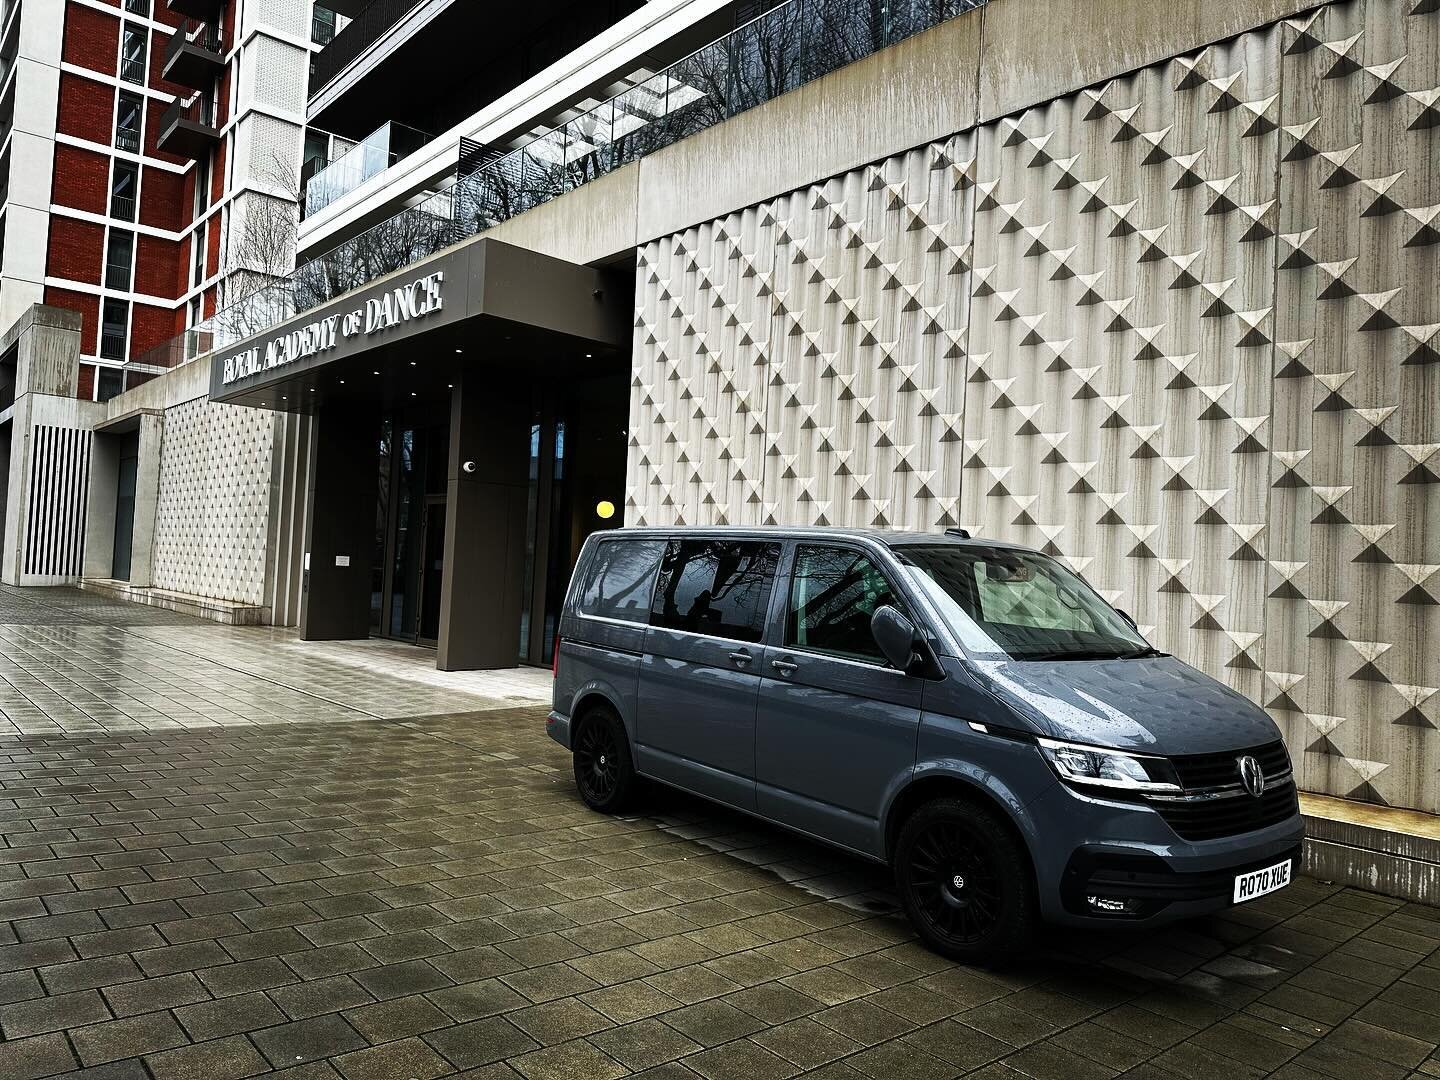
xmin=786 ymin=545 xmax=900 ymax=663
xmin=650 ymin=539 xmax=779 ymax=643
xmin=578 ymin=539 xmax=665 ymax=622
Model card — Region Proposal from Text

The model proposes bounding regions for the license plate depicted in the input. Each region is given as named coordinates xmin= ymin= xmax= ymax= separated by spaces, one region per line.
xmin=1233 ymin=858 xmax=1292 ymax=904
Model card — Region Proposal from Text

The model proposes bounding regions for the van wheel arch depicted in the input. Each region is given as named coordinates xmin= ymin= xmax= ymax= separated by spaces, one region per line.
xmin=571 ymin=691 xmax=630 ymax=742
xmin=884 ymin=776 xmax=1032 ymax=873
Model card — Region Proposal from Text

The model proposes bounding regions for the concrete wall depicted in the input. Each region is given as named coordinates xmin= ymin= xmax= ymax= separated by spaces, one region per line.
xmin=0 ymin=306 xmax=105 ymax=586
xmin=485 ymin=0 xmax=1335 ymax=268
xmin=80 ymin=347 xmax=313 ymax=622
xmin=628 ymin=0 xmax=1440 ymax=812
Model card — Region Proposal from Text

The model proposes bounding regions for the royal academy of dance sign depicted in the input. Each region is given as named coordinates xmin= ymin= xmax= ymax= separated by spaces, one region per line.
xmin=220 ymin=271 xmax=445 ymax=386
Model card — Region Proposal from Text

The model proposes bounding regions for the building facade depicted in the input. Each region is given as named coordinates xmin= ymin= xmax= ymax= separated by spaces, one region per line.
xmin=0 ymin=0 xmax=1437 ymax=841
xmin=0 ymin=0 xmax=324 ymax=400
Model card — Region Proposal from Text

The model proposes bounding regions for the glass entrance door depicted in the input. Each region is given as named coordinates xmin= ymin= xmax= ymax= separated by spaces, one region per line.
xmin=371 ymin=414 xmax=448 ymax=645
xmin=517 ymin=374 xmax=628 ymax=665
xmin=417 ymin=498 xmax=446 ymax=645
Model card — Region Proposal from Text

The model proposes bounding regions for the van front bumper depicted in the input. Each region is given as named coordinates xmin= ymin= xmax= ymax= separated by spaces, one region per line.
xmin=1024 ymin=779 xmax=1306 ymax=928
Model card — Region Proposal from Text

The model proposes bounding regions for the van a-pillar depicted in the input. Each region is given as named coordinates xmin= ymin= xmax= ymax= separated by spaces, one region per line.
xmin=437 ymin=370 xmax=530 ymax=670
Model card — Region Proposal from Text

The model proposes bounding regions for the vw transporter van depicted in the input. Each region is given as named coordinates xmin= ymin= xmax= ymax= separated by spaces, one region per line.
xmin=548 ymin=528 xmax=1303 ymax=961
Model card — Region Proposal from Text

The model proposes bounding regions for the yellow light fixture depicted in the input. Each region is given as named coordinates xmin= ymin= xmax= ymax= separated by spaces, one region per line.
xmin=595 ymin=500 xmax=616 ymax=520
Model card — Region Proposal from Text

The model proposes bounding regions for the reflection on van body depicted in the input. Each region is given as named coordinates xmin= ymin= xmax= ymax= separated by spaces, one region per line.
xmin=548 ymin=528 xmax=1304 ymax=962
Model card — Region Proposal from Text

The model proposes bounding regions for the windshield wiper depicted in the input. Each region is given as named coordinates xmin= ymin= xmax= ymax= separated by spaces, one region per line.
xmin=1014 ymin=649 xmax=1127 ymax=662
xmin=1013 ymin=647 xmax=1169 ymax=662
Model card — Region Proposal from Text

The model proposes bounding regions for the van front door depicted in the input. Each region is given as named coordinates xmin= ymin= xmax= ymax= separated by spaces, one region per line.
xmin=636 ymin=538 xmax=780 ymax=811
xmin=757 ymin=544 xmax=924 ymax=858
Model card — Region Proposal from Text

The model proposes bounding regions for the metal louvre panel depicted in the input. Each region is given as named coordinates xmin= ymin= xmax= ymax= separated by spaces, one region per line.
xmin=23 ymin=426 xmax=92 ymax=582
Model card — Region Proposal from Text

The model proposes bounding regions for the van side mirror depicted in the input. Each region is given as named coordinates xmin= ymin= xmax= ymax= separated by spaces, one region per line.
xmin=871 ymin=605 xmax=944 ymax=679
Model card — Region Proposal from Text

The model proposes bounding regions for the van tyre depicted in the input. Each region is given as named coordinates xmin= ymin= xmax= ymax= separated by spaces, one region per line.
xmin=893 ymin=797 xmax=1036 ymax=964
xmin=573 ymin=705 xmax=637 ymax=814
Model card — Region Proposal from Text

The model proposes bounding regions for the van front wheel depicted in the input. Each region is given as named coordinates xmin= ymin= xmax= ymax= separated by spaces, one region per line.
xmin=572 ymin=705 xmax=637 ymax=814
xmin=893 ymin=797 xmax=1035 ymax=964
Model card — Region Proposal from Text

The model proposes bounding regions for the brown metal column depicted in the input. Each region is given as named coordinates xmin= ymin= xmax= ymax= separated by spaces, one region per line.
xmin=437 ymin=370 xmax=530 ymax=670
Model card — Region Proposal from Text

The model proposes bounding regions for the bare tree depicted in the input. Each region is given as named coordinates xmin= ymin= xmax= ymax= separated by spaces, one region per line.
xmin=209 ymin=151 xmax=305 ymax=345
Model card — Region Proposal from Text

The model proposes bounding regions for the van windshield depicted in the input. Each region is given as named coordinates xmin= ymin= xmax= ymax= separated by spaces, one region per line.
xmin=895 ymin=545 xmax=1157 ymax=662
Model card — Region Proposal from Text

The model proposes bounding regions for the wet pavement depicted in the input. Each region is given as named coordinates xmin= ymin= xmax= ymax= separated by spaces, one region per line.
xmin=0 ymin=587 xmax=1437 ymax=1079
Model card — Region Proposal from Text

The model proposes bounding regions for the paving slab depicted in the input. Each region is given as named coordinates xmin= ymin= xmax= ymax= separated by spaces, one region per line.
xmin=0 ymin=586 xmax=1436 ymax=1076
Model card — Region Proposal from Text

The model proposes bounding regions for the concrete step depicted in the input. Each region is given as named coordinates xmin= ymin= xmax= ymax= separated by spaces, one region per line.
xmin=79 ymin=579 xmax=269 ymax=625
xmin=1301 ymin=792 xmax=1440 ymax=906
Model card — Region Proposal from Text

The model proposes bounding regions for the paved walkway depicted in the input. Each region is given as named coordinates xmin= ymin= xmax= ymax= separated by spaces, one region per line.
xmin=0 ymin=585 xmax=551 ymax=734
xmin=0 ymin=588 xmax=1438 ymax=1079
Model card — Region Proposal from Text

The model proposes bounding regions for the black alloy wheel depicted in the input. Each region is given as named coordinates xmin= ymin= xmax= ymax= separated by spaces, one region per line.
xmin=572 ymin=705 xmax=636 ymax=813
xmin=893 ymin=797 xmax=1036 ymax=963
xmin=906 ymin=821 xmax=1002 ymax=944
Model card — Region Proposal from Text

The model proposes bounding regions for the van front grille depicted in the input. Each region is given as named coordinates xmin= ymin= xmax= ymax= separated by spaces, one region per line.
xmin=1150 ymin=780 xmax=1299 ymax=842
xmin=1170 ymin=741 xmax=1292 ymax=792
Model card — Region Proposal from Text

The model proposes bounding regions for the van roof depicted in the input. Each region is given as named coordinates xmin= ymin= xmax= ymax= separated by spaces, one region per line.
xmin=592 ymin=526 xmax=1040 ymax=553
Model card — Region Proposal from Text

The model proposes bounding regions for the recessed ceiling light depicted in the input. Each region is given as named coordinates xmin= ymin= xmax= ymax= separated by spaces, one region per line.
xmin=373 ymin=370 xmax=380 ymax=375
xmin=339 ymin=379 xmax=345 ymax=384
xmin=410 ymin=391 xmax=417 ymax=397
xmin=409 ymin=361 xmax=416 ymax=366
xmin=454 ymin=348 xmax=463 ymax=354
xmin=585 ymin=353 xmax=593 ymax=358
xmin=447 ymin=383 xmax=453 ymax=388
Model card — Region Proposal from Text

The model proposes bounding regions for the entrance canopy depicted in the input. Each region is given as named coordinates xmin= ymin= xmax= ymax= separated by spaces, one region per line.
xmin=209 ymin=238 xmax=631 ymax=411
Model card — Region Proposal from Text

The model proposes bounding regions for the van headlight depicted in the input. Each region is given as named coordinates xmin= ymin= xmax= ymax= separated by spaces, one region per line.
xmin=1037 ymin=737 xmax=1181 ymax=794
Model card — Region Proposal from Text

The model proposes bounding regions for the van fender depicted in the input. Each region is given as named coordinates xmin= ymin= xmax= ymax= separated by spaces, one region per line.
xmin=881 ymin=759 xmax=1045 ymax=865
xmin=564 ymin=680 xmax=633 ymax=743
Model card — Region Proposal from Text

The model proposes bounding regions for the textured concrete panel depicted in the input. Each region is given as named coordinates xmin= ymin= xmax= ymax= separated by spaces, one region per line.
xmin=152 ymin=398 xmax=278 ymax=606
xmin=631 ymin=0 xmax=1440 ymax=813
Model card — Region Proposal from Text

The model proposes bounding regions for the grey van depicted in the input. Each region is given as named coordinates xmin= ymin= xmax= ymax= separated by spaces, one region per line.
xmin=548 ymin=528 xmax=1303 ymax=962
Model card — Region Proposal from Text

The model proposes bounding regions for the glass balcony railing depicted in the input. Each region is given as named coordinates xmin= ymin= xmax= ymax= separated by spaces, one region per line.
xmin=133 ymin=0 xmax=987 ymax=373
xmin=303 ymin=120 xmax=431 ymax=218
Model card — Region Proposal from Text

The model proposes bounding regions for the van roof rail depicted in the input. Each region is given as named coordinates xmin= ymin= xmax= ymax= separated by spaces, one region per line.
xmin=944 ymin=527 xmax=971 ymax=539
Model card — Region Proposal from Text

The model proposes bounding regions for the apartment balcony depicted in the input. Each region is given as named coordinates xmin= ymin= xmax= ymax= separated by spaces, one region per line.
xmin=303 ymin=121 xmax=430 ymax=218
xmin=156 ymin=95 xmax=219 ymax=160
xmin=166 ymin=0 xmax=222 ymax=20
xmin=306 ymin=1 xmax=659 ymax=139
xmin=162 ymin=21 xmax=224 ymax=90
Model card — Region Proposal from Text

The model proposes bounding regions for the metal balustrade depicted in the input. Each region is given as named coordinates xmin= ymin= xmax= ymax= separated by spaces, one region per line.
xmin=311 ymin=0 xmax=423 ymax=97
xmin=132 ymin=0 xmax=987 ymax=372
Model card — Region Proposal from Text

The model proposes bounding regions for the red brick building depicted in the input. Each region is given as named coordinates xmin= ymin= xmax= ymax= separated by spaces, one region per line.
xmin=0 ymin=0 xmax=320 ymax=400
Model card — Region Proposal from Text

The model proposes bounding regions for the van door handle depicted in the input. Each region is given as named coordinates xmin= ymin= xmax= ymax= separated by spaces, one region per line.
xmin=771 ymin=658 xmax=798 ymax=675
xmin=728 ymin=649 xmax=752 ymax=666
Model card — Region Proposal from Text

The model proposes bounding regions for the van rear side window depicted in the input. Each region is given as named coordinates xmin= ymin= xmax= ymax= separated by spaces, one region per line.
xmin=578 ymin=540 xmax=665 ymax=622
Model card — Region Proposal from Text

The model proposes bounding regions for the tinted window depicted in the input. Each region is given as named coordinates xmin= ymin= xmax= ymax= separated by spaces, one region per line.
xmin=578 ymin=539 xmax=664 ymax=623
xmin=785 ymin=546 xmax=901 ymax=663
xmin=650 ymin=539 xmax=779 ymax=643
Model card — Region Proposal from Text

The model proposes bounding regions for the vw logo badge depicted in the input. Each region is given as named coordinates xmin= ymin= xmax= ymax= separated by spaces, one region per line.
xmin=1238 ymin=755 xmax=1266 ymax=798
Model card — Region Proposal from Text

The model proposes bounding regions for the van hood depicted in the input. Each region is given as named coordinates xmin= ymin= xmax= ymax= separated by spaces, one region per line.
xmin=971 ymin=655 xmax=1281 ymax=756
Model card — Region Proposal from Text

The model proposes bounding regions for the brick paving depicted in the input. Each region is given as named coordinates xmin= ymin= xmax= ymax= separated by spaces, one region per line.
xmin=1 ymin=591 xmax=1439 ymax=1078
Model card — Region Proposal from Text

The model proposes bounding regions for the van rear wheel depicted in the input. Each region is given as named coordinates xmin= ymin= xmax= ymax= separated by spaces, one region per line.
xmin=572 ymin=705 xmax=637 ymax=814
xmin=893 ymin=797 xmax=1035 ymax=964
